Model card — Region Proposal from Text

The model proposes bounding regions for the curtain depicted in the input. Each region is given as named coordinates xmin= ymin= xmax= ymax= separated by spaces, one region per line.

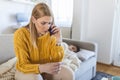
xmin=51 ymin=0 xmax=73 ymax=27
xmin=112 ymin=0 xmax=120 ymax=66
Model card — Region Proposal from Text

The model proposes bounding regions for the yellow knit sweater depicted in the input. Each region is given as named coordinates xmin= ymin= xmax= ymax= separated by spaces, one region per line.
xmin=14 ymin=27 xmax=64 ymax=74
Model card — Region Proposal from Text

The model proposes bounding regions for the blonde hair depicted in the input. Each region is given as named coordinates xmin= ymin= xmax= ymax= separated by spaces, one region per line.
xmin=26 ymin=3 xmax=54 ymax=47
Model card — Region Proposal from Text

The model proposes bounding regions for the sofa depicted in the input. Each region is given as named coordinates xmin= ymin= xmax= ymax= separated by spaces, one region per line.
xmin=0 ymin=34 xmax=97 ymax=80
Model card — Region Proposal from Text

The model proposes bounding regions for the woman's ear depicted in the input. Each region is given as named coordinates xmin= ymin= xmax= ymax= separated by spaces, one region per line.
xmin=31 ymin=16 xmax=36 ymax=23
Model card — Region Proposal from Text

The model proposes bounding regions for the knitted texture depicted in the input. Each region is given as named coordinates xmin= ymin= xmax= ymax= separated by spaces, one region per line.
xmin=14 ymin=27 xmax=64 ymax=74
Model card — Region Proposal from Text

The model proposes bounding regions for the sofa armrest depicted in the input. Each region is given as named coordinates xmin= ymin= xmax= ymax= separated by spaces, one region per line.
xmin=0 ymin=34 xmax=15 ymax=64
xmin=62 ymin=38 xmax=98 ymax=55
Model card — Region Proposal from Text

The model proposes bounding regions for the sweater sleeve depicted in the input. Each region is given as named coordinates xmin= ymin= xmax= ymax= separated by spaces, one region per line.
xmin=14 ymin=31 xmax=39 ymax=74
xmin=50 ymin=37 xmax=64 ymax=62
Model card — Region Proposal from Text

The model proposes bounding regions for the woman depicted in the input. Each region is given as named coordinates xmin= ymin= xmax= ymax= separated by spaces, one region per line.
xmin=14 ymin=3 xmax=74 ymax=80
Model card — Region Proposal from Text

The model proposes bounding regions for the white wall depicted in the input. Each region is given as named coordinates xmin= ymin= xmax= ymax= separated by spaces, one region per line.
xmin=0 ymin=0 xmax=34 ymax=34
xmin=87 ymin=0 xmax=114 ymax=64
xmin=72 ymin=0 xmax=115 ymax=64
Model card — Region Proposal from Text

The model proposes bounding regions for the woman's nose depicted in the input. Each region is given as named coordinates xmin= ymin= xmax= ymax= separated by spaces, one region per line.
xmin=45 ymin=23 xmax=50 ymax=27
xmin=46 ymin=26 xmax=50 ymax=31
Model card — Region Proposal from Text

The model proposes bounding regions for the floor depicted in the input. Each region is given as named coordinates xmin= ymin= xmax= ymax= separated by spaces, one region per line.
xmin=97 ymin=62 xmax=120 ymax=76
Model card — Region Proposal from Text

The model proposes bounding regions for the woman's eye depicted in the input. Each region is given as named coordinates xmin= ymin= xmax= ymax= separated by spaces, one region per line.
xmin=41 ymin=22 xmax=52 ymax=26
xmin=41 ymin=22 xmax=46 ymax=25
xmin=49 ymin=22 xmax=52 ymax=25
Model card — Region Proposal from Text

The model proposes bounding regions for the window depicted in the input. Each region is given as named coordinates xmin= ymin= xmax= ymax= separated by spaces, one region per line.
xmin=51 ymin=0 xmax=73 ymax=27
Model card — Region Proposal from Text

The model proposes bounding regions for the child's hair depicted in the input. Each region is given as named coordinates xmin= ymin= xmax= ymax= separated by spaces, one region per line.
xmin=68 ymin=44 xmax=80 ymax=52
xmin=75 ymin=45 xmax=80 ymax=52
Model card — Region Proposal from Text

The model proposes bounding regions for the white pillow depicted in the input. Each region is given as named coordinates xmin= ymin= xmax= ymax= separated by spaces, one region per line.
xmin=76 ymin=49 xmax=95 ymax=61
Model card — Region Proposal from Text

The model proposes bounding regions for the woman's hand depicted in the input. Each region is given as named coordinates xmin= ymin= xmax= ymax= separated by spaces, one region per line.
xmin=39 ymin=62 xmax=61 ymax=74
xmin=51 ymin=25 xmax=61 ymax=43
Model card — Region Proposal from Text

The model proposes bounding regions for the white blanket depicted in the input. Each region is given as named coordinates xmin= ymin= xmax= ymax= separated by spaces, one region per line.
xmin=61 ymin=42 xmax=81 ymax=72
xmin=0 ymin=57 xmax=16 ymax=75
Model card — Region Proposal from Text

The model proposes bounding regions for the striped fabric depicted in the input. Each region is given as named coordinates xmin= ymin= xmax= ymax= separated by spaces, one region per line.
xmin=0 ymin=66 xmax=16 ymax=80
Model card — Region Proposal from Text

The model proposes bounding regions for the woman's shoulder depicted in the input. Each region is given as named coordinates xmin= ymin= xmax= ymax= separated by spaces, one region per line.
xmin=14 ymin=27 xmax=29 ymax=38
xmin=15 ymin=27 xmax=27 ymax=33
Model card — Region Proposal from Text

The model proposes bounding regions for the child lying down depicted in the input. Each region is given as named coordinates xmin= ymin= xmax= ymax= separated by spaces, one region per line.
xmin=65 ymin=42 xmax=95 ymax=61
xmin=61 ymin=42 xmax=81 ymax=72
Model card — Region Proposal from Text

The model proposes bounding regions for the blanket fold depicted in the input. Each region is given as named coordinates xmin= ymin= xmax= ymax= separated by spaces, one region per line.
xmin=61 ymin=42 xmax=81 ymax=72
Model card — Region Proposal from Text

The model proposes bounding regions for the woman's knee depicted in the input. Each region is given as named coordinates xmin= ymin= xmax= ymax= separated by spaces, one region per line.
xmin=15 ymin=70 xmax=43 ymax=80
xmin=61 ymin=65 xmax=75 ymax=80
xmin=53 ymin=65 xmax=75 ymax=80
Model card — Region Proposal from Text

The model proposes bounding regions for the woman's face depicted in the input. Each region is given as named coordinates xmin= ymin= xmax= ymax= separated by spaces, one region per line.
xmin=33 ymin=16 xmax=52 ymax=35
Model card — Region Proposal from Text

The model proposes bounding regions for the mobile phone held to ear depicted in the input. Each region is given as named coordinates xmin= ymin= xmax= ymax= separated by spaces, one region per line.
xmin=48 ymin=25 xmax=54 ymax=35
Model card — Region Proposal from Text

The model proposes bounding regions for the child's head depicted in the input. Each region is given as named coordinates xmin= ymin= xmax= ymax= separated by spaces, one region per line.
xmin=68 ymin=44 xmax=80 ymax=52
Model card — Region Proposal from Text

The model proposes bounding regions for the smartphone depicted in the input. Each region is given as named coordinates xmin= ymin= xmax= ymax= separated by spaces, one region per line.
xmin=48 ymin=25 xmax=55 ymax=35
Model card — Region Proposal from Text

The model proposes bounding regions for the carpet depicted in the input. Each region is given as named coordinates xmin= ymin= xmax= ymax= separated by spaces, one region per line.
xmin=91 ymin=71 xmax=113 ymax=80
